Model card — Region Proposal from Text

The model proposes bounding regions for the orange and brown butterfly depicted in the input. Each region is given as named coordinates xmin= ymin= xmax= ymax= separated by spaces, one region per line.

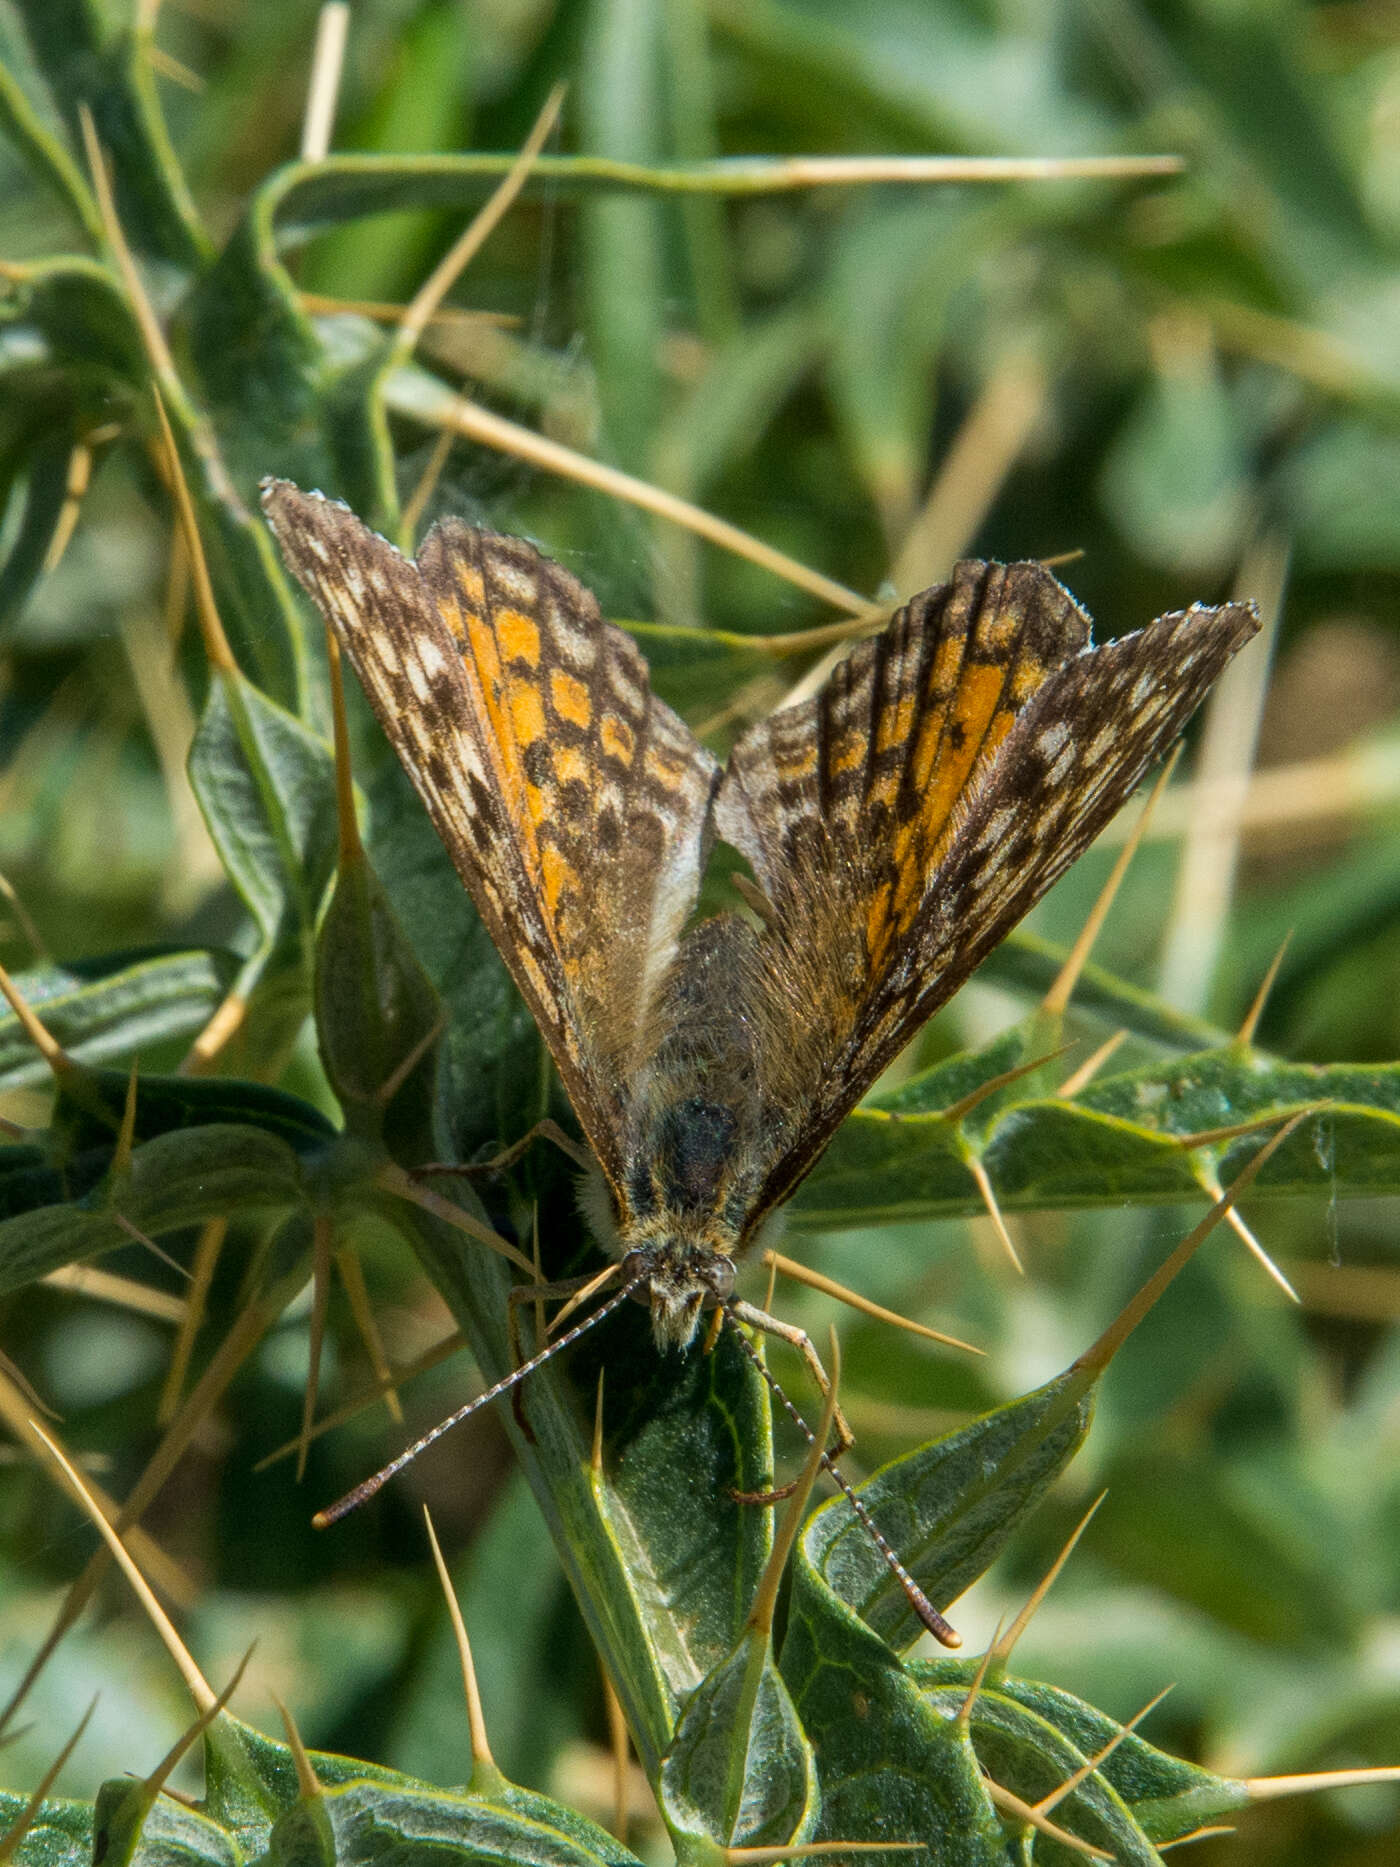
xmin=262 ymin=480 xmax=1258 ymax=1353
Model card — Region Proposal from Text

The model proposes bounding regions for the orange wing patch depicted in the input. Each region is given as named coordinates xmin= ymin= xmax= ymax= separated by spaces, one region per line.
xmin=495 ymin=605 xmax=541 ymax=665
xmin=600 ymin=714 xmax=635 ymax=764
xmin=417 ymin=526 xmax=721 ymax=1079
xmin=550 ymin=669 xmax=592 ymax=730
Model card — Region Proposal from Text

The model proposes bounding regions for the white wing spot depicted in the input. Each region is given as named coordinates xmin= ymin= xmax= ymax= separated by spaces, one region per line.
xmin=977 ymin=805 xmax=1017 ymax=853
xmin=495 ymin=560 xmax=536 ymax=605
xmin=608 ymin=660 xmax=647 ymax=717
xmin=1087 ymin=725 xmax=1116 ymax=765
xmin=552 ymin=618 xmax=599 ymax=672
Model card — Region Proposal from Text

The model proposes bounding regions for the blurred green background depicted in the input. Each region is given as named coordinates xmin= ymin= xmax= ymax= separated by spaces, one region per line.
xmin=1 ymin=0 xmax=1399 ymax=1862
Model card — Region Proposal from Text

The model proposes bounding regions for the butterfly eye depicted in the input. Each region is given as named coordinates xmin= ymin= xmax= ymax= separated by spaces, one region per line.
xmin=620 ymin=1247 xmax=654 ymax=1298
xmin=705 ymin=1257 xmax=736 ymax=1305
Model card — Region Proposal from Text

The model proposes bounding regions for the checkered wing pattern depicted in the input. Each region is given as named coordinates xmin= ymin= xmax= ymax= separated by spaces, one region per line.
xmin=261 ymin=482 xmax=720 ymax=1195
xmin=714 ymin=560 xmax=1259 ymax=1227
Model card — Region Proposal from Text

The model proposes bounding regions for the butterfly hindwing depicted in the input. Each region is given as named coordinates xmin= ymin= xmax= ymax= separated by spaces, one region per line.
xmin=261 ymin=482 xmax=719 ymax=1195
xmin=712 ymin=561 xmax=1259 ymax=1224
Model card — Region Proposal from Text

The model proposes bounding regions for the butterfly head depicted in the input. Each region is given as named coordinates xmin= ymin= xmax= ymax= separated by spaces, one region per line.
xmin=620 ymin=1239 xmax=736 ymax=1350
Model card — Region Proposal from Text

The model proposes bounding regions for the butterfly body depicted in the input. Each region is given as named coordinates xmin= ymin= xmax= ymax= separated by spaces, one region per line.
xmin=608 ymin=923 xmax=771 ymax=1346
xmin=262 ymin=481 xmax=1260 ymax=1352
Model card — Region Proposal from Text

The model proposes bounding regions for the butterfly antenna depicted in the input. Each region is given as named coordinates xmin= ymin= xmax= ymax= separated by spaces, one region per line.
xmin=721 ymin=1311 xmax=961 ymax=1648
xmin=313 ymin=1275 xmax=645 ymax=1527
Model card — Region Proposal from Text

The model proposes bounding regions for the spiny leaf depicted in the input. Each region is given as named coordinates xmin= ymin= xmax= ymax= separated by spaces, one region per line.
xmin=780 ymin=1584 xmax=1009 ymax=1865
xmin=0 ymin=1789 xmax=93 ymax=1867
xmin=314 ymin=852 xmax=442 ymax=1148
xmin=0 ymin=55 xmax=100 ymax=241
xmin=911 ymin=1661 xmax=1251 ymax=1851
xmin=0 ymin=257 xmax=146 ymax=386
xmin=188 ymin=672 xmax=338 ymax=1066
xmin=0 ymin=949 xmax=240 ymax=1089
xmin=12 ymin=0 xmax=208 ymax=267
xmin=287 ymin=1779 xmax=643 ymax=1866
xmin=410 ymin=1238 xmax=776 ymax=1779
xmin=189 ymin=675 xmax=338 ymax=949
xmin=918 ymin=1675 xmax=1164 ymax=1864
xmin=794 ymin=1029 xmax=1392 ymax=1229
xmin=658 ymin=1642 xmax=818 ymax=1852
xmin=795 ymin=1368 xmax=1094 ymax=1653
xmin=0 ymin=1122 xmax=312 ymax=1293
xmin=91 ymin=1775 xmax=240 ymax=1867
xmin=0 ymin=1714 xmax=648 ymax=1867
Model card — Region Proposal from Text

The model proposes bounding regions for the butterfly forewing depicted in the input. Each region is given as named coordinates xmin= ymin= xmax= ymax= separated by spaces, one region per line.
xmin=710 ymin=564 xmax=1258 ymax=1225
xmin=261 ymin=482 xmax=719 ymax=1196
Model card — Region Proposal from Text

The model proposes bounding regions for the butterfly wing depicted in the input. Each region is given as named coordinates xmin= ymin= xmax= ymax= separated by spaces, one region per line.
xmin=713 ymin=559 xmax=1259 ymax=1226
xmin=261 ymin=481 xmax=719 ymax=1195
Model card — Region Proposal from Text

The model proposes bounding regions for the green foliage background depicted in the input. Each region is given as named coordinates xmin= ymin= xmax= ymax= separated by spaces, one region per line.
xmin=1 ymin=1 xmax=1399 ymax=1864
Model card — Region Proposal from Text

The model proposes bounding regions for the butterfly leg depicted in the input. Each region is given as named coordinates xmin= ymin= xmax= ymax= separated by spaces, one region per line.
xmin=725 ymin=1297 xmax=855 ymax=1504
xmin=413 ymin=1118 xmax=593 ymax=1181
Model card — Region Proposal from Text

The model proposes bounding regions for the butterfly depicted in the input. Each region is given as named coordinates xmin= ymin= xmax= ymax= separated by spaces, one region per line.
xmin=262 ymin=479 xmax=1257 ymax=1637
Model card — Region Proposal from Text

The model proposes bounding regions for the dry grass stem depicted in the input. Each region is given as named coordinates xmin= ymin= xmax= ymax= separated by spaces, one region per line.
xmin=300 ymin=3 xmax=350 ymax=162
xmin=386 ymin=374 xmax=870 ymax=614
xmin=890 ymin=352 xmax=1047 ymax=593
xmin=1158 ymin=530 xmax=1286 ymax=1013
